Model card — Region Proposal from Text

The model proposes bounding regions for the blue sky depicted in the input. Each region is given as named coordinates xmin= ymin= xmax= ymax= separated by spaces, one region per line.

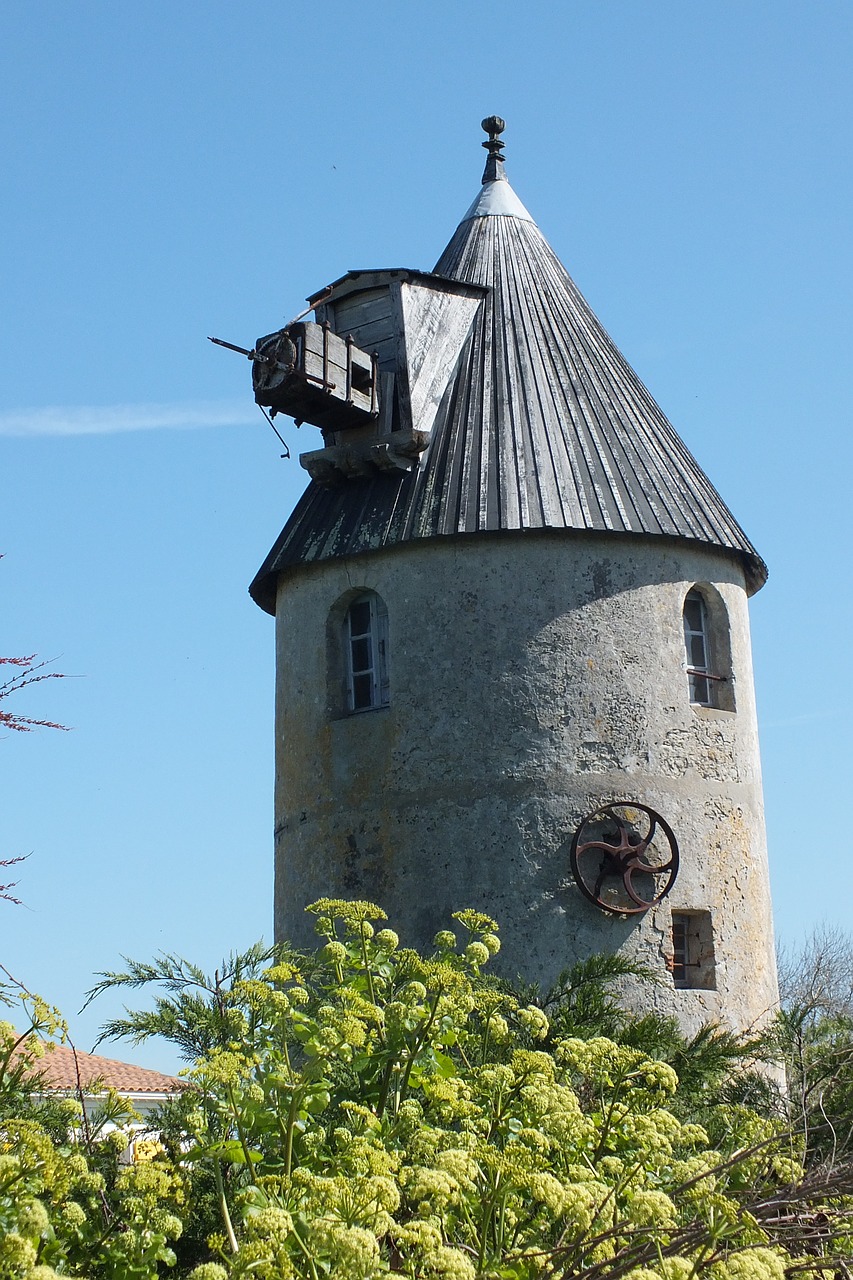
xmin=2 ymin=1 xmax=851 ymax=1070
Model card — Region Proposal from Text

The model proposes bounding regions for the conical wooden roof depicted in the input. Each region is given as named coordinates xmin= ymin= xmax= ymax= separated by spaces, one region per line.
xmin=251 ymin=125 xmax=765 ymax=612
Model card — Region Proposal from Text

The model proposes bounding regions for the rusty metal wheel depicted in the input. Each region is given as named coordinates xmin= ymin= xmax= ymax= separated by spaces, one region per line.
xmin=570 ymin=802 xmax=679 ymax=915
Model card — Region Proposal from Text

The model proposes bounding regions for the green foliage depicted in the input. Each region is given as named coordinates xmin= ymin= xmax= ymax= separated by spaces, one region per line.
xmin=0 ymin=967 xmax=71 ymax=1137
xmin=774 ymin=926 xmax=853 ymax=1169
xmin=540 ymin=953 xmax=659 ymax=1044
xmin=524 ymin=954 xmax=775 ymax=1136
xmin=85 ymin=943 xmax=284 ymax=1062
xmin=87 ymin=902 xmax=852 ymax=1277
xmin=0 ymin=1119 xmax=184 ymax=1279
xmin=4 ymin=907 xmax=853 ymax=1278
xmin=0 ymin=976 xmax=184 ymax=1278
xmin=779 ymin=1001 xmax=853 ymax=1166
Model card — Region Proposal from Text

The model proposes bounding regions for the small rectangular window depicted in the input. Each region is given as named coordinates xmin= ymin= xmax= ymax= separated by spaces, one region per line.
xmin=671 ymin=911 xmax=716 ymax=990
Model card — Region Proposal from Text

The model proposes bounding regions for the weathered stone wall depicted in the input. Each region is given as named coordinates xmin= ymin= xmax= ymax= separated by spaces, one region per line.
xmin=272 ymin=530 xmax=778 ymax=1036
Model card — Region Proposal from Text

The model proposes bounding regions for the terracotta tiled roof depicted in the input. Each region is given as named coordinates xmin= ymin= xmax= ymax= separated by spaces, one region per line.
xmin=22 ymin=1043 xmax=182 ymax=1095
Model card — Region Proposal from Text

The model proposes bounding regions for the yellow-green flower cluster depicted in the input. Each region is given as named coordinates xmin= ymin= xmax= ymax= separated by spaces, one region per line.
xmin=6 ymin=905 xmax=820 ymax=1280
xmin=0 ymin=1114 xmax=183 ymax=1279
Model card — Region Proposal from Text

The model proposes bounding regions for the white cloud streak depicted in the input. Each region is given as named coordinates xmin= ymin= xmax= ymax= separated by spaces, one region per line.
xmin=0 ymin=401 xmax=259 ymax=437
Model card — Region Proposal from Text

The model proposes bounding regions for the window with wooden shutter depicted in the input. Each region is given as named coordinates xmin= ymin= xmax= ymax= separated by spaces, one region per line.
xmin=344 ymin=593 xmax=389 ymax=713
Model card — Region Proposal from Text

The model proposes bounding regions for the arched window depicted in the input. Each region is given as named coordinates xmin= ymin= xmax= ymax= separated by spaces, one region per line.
xmin=682 ymin=586 xmax=736 ymax=710
xmin=344 ymin=593 xmax=389 ymax=713
xmin=683 ymin=590 xmax=713 ymax=705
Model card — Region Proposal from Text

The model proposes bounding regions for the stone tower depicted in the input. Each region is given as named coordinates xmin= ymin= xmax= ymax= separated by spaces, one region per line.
xmin=248 ymin=119 xmax=778 ymax=1036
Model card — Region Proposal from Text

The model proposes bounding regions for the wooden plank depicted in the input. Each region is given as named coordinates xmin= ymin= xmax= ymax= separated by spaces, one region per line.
xmin=303 ymin=348 xmax=347 ymax=384
xmin=370 ymin=337 xmax=399 ymax=372
xmin=334 ymin=316 xmax=396 ymax=353
xmin=377 ymin=371 xmax=395 ymax=436
xmin=333 ymin=288 xmax=392 ymax=330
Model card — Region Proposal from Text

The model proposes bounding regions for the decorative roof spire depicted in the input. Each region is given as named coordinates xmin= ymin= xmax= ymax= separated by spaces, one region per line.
xmin=481 ymin=116 xmax=506 ymax=184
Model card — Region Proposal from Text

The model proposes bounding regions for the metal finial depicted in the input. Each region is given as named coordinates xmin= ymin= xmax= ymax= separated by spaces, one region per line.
xmin=481 ymin=116 xmax=507 ymax=184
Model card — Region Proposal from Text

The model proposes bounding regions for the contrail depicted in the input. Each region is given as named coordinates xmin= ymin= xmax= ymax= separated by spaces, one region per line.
xmin=0 ymin=401 xmax=259 ymax=437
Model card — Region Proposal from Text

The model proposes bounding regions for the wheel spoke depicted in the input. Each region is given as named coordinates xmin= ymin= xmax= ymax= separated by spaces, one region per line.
xmin=623 ymin=869 xmax=654 ymax=908
xmin=576 ymin=840 xmax=621 ymax=859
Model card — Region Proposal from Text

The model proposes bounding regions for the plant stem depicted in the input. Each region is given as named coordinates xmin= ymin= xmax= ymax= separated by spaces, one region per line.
xmin=398 ymin=992 xmax=442 ymax=1104
xmin=213 ymin=1158 xmax=239 ymax=1254
xmin=227 ymin=1083 xmax=255 ymax=1170
xmin=284 ymin=1086 xmax=301 ymax=1177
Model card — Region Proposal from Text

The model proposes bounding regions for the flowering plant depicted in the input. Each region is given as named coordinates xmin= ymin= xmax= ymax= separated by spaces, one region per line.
xmin=97 ymin=901 xmax=852 ymax=1279
xmin=0 ymin=975 xmax=184 ymax=1278
xmin=6 ymin=903 xmax=852 ymax=1277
